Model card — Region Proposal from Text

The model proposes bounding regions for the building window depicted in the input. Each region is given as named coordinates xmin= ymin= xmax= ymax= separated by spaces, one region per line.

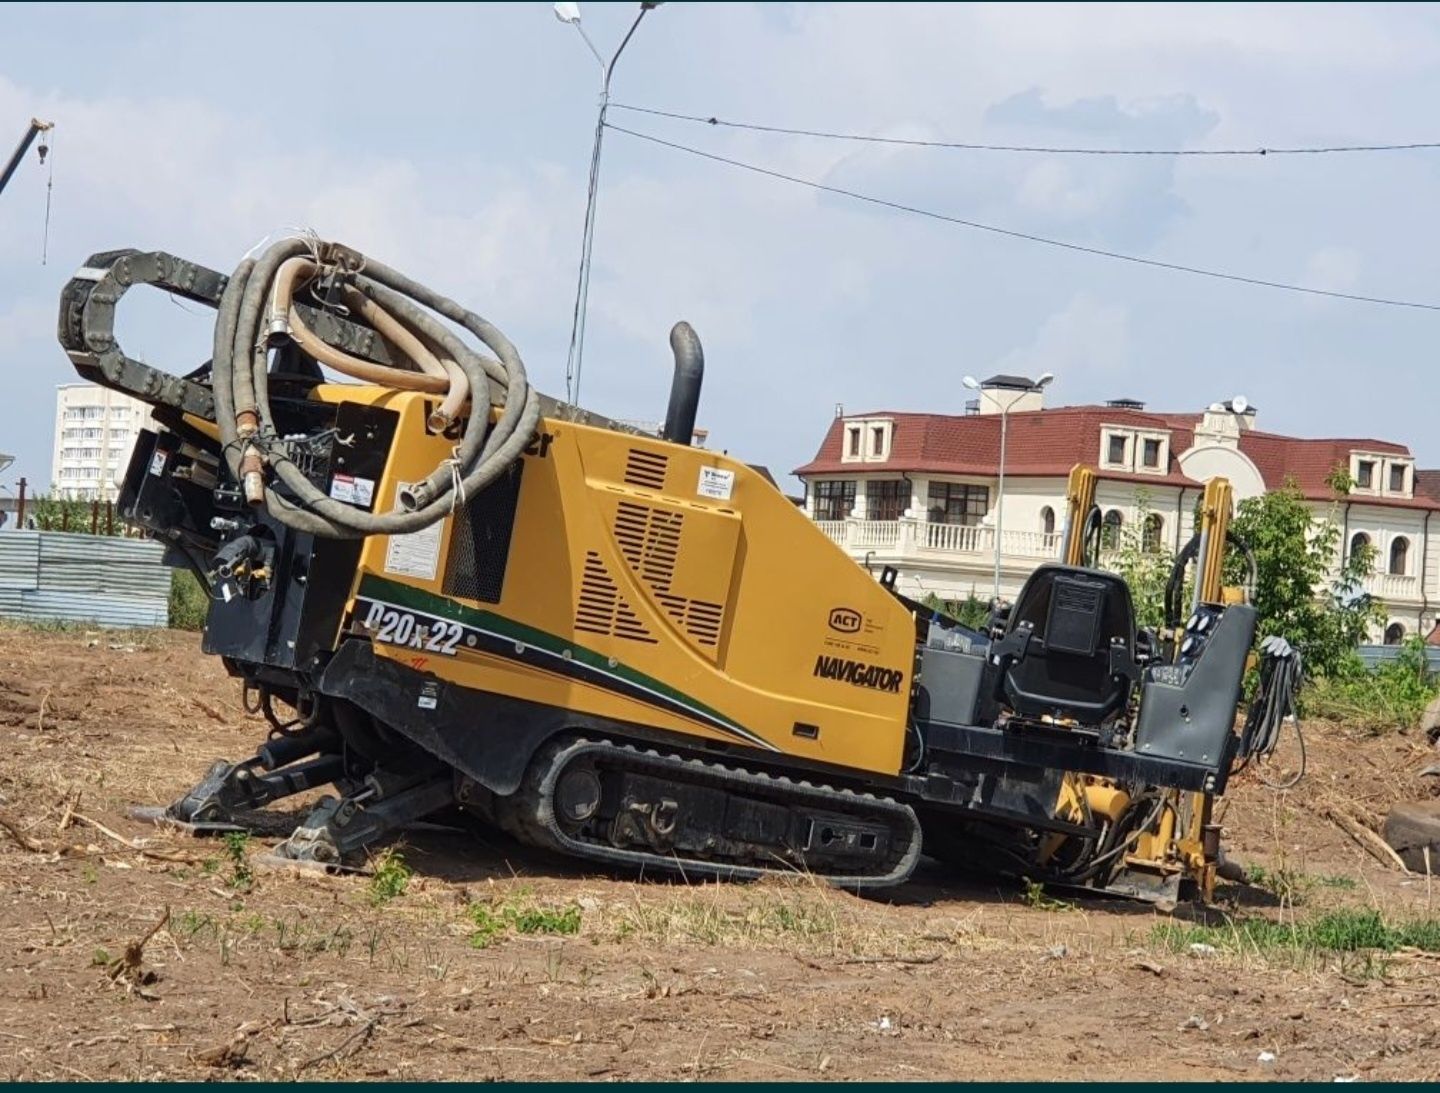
xmin=1102 ymin=509 xmax=1123 ymax=549
xmin=1390 ymin=463 xmax=1408 ymax=492
xmin=1356 ymin=460 xmax=1375 ymax=489
xmin=813 ymin=480 xmax=856 ymax=521
xmin=1142 ymin=438 xmax=1162 ymax=469
xmin=927 ymin=482 xmax=988 ymax=526
xmin=871 ymin=426 xmax=885 ymax=457
xmin=1350 ymin=531 xmax=1372 ymax=561
xmin=1143 ymin=513 xmax=1164 ymax=554
xmin=865 ymin=480 xmax=908 ymax=521
xmin=846 ymin=427 xmax=861 ymax=458
xmin=1107 ymin=434 xmax=1128 ymax=466
xmin=1040 ymin=506 xmax=1056 ymax=536
xmin=1390 ymin=536 xmax=1410 ymax=576
xmin=1385 ymin=622 xmax=1406 ymax=646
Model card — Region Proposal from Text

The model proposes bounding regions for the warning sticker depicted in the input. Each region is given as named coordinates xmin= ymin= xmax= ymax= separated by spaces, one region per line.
xmin=149 ymin=450 xmax=167 ymax=477
xmin=697 ymin=466 xmax=735 ymax=501
xmin=384 ymin=482 xmax=444 ymax=581
xmin=329 ymin=473 xmax=375 ymax=508
xmin=417 ymin=680 xmax=440 ymax=711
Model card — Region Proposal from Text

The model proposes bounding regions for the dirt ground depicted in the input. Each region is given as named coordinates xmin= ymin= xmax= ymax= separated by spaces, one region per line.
xmin=1 ymin=627 xmax=1438 ymax=1082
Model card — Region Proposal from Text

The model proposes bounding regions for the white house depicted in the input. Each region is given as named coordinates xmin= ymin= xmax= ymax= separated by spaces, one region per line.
xmin=794 ymin=378 xmax=1438 ymax=645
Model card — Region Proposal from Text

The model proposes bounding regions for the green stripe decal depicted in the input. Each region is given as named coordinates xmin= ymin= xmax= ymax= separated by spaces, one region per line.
xmin=355 ymin=573 xmax=768 ymax=747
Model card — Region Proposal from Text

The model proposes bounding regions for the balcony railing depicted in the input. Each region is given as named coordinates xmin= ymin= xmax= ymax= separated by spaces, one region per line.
xmin=1366 ymin=572 xmax=1420 ymax=601
xmin=923 ymin=521 xmax=988 ymax=553
xmin=813 ymin=517 xmax=1062 ymax=562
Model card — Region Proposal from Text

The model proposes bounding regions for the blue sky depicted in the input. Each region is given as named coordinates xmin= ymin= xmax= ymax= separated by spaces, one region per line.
xmin=3 ymin=2 xmax=1439 ymax=492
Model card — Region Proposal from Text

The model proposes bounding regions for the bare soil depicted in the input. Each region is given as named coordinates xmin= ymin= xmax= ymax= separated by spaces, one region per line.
xmin=1 ymin=626 xmax=1438 ymax=1081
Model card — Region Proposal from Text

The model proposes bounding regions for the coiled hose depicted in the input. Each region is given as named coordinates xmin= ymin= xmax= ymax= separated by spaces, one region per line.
xmin=211 ymin=237 xmax=540 ymax=539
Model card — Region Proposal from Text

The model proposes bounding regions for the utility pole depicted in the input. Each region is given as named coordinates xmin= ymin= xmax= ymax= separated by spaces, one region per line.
xmin=962 ymin=373 xmax=1054 ymax=604
xmin=0 ymin=119 xmax=53 ymax=199
xmin=554 ymin=2 xmax=662 ymax=410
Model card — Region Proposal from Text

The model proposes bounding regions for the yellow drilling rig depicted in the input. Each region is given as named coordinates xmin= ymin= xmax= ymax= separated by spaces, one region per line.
xmin=56 ymin=238 xmax=1291 ymax=903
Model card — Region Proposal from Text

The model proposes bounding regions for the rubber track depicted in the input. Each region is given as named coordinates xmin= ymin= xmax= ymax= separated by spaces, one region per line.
xmin=501 ymin=737 xmax=923 ymax=891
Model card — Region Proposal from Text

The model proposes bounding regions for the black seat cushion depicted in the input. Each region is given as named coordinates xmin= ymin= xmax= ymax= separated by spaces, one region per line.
xmin=1001 ymin=565 xmax=1137 ymax=724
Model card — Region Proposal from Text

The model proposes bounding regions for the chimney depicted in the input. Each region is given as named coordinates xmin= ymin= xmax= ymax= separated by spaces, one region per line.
xmin=975 ymin=374 xmax=1049 ymax=415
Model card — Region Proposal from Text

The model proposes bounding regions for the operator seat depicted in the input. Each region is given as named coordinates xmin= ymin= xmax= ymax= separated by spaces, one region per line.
xmin=992 ymin=564 xmax=1139 ymax=726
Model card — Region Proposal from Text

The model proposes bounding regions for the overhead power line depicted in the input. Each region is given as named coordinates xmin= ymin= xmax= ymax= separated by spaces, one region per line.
xmin=604 ymin=123 xmax=1440 ymax=313
xmin=612 ymin=103 xmax=1440 ymax=158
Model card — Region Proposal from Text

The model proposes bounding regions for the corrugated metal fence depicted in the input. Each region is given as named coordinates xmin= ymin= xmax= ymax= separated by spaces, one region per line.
xmin=0 ymin=531 xmax=170 ymax=628
xmin=1356 ymin=643 xmax=1440 ymax=671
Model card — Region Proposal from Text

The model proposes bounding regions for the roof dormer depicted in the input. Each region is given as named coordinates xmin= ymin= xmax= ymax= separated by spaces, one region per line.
xmin=841 ymin=416 xmax=894 ymax=464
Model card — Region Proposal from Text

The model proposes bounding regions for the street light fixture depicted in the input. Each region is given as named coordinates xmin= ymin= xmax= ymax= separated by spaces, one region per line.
xmin=964 ymin=372 xmax=1055 ymax=604
xmin=554 ymin=2 xmax=663 ymax=411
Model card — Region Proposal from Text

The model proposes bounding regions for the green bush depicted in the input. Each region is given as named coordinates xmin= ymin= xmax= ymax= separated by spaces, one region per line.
xmin=168 ymin=569 xmax=210 ymax=631
xmin=920 ymin=591 xmax=991 ymax=631
xmin=1302 ymin=635 xmax=1439 ymax=732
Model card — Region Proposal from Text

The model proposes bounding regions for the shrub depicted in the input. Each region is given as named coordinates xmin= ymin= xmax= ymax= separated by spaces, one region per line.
xmin=1302 ymin=635 xmax=1439 ymax=732
xmin=169 ymin=569 xmax=209 ymax=631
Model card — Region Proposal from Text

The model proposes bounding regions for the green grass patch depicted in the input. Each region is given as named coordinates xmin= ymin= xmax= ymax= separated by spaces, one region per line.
xmin=466 ymin=891 xmax=583 ymax=949
xmin=1154 ymin=908 xmax=1440 ymax=966
xmin=368 ymin=848 xmax=412 ymax=906
xmin=222 ymin=831 xmax=253 ymax=892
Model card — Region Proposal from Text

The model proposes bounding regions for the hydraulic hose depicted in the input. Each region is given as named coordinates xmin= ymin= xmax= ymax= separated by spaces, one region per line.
xmin=1236 ymin=635 xmax=1306 ymax=789
xmin=211 ymin=237 xmax=539 ymax=540
xmin=1164 ymin=530 xmax=1258 ymax=627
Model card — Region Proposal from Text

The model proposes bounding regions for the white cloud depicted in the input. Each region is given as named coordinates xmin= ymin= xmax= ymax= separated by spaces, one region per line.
xmin=1302 ymin=246 xmax=1362 ymax=296
xmin=996 ymin=292 xmax=1131 ymax=381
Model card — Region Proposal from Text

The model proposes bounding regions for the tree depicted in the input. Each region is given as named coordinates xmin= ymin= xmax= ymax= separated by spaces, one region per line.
xmin=1226 ymin=478 xmax=1379 ymax=677
xmin=26 ymin=489 xmax=126 ymax=535
xmin=1098 ymin=491 xmax=1175 ymax=631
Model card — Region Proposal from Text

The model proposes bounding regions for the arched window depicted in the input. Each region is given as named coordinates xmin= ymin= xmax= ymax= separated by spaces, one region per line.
xmin=1143 ymin=513 xmax=1164 ymax=554
xmin=1350 ymin=531 xmax=1371 ymax=561
xmin=1102 ymin=509 xmax=1123 ymax=550
xmin=1040 ymin=506 xmax=1056 ymax=536
xmin=1390 ymin=536 xmax=1410 ymax=576
xmin=1385 ymin=622 xmax=1406 ymax=646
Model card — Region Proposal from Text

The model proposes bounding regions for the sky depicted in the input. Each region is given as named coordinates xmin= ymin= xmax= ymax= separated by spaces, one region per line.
xmin=2 ymin=2 xmax=1440 ymax=494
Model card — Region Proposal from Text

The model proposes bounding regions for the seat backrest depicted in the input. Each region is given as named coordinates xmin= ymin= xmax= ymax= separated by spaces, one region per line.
xmin=1001 ymin=564 xmax=1137 ymax=725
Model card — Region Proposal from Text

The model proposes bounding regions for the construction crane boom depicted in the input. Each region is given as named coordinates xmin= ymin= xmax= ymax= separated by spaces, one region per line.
xmin=0 ymin=118 xmax=53 ymax=199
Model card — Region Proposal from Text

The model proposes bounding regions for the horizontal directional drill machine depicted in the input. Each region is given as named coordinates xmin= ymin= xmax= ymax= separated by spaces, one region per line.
xmin=58 ymin=239 xmax=1291 ymax=903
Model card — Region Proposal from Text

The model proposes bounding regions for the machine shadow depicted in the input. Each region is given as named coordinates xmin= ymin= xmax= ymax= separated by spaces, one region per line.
xmin=385 ymin=820 xmax=1260 ymax=920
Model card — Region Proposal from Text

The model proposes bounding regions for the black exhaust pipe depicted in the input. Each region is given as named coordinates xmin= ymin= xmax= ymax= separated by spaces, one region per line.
xmin=662 ymin=321 xmax=704 ymax=446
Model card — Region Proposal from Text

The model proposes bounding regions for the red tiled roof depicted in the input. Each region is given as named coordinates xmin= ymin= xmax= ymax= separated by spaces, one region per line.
xmin=793 ymin=407 xmax=1440 ymax=510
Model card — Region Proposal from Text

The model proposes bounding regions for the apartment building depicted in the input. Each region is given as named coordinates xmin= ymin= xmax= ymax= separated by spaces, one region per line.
xmin=794 ymin=377 xmax=1438 ymax=644
xmin=50 ymin=383 xmax=155 ymax=501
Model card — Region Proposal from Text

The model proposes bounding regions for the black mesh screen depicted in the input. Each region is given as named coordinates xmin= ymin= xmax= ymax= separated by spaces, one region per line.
xmin=442 ymin=461 xmax=524 ymax=603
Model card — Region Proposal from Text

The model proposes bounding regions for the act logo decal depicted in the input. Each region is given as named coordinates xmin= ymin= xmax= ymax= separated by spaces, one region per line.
xmin=827 ymin=607 xmax=862 ymax=634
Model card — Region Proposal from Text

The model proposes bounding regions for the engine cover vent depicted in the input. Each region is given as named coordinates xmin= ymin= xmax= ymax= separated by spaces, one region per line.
xmin=574 ymin=550 xmax=657 ymax=644
xmin=623 ymin=448 xmax=669 ymax=491
xmin=613 ymin=500 xmax=682 ymax=590
xmin=654 ymin=593 xmax=724 ymax=647
xmin=610 ymin=500 xmax=727 ymax=650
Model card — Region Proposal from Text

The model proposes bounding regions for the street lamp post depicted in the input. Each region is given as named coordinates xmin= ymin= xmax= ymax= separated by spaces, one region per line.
xmin=554 ymin=2 xmax=662 ymax=410
xmin=963 ymin=373 xmax=1054 ymax=604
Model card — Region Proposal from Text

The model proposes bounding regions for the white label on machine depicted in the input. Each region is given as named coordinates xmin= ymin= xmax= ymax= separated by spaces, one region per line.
xmin=383 ymin=482 xmax=443 ymax=581
xmin=149 ymin=450 xmax=167 ymax=477
xmin=697 ymin=466 xmax=734 ymax=501
xmin=329 ymin=473 xmax=375 ymax=507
